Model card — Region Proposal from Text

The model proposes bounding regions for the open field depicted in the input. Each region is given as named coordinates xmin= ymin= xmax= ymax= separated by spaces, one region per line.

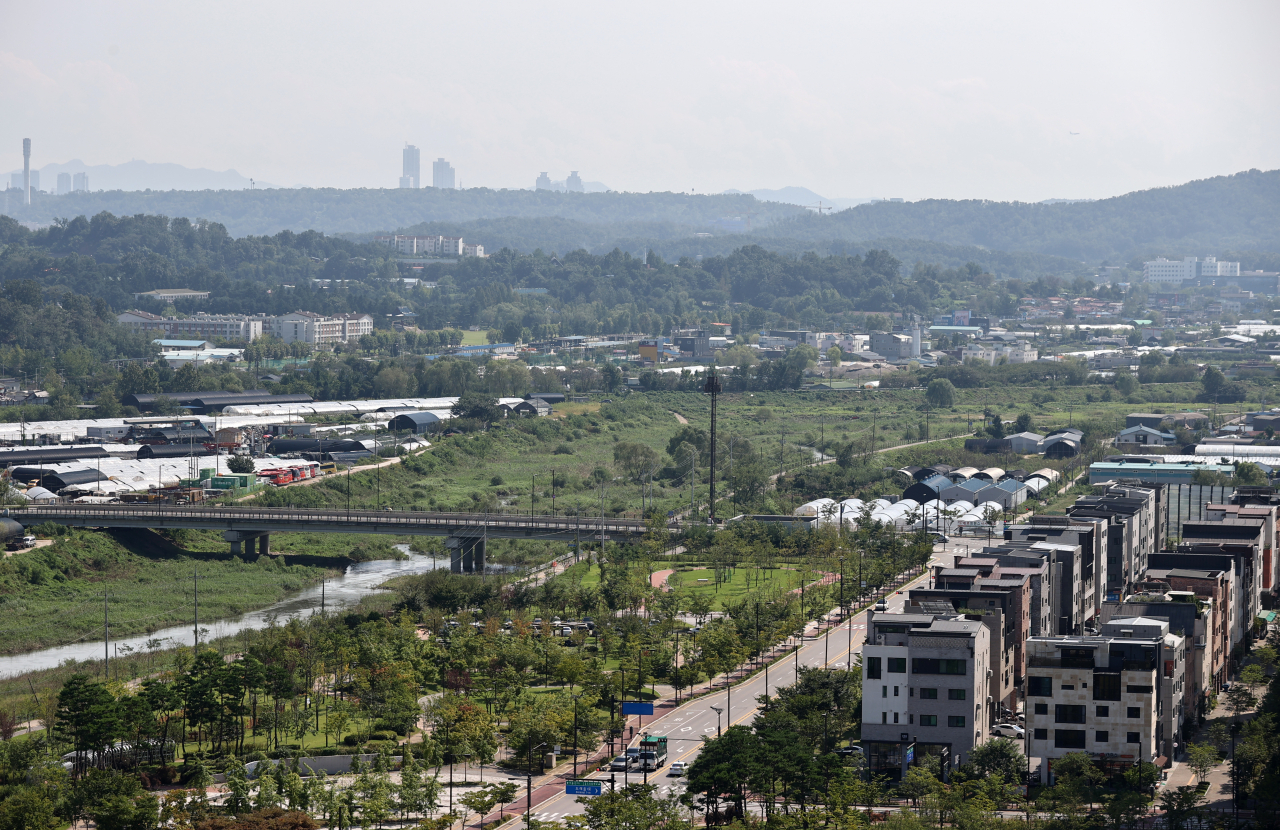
xmin=666 ymin=565 xmax=805 ymax=611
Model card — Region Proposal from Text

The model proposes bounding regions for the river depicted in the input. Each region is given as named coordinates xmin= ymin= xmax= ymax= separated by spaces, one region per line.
xmin=0 ymin=548 xmax=513 ymax=679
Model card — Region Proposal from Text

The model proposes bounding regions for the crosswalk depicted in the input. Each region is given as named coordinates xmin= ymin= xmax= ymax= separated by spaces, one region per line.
xmin=528 ymin=785 xmax=685 ymax=820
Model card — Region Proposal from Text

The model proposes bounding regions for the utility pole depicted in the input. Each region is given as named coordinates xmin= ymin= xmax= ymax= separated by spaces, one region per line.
xmin=103 ymin=593 xmax=110 ymax=678
xmin=193 ymin=566 xmax=199 ymax=648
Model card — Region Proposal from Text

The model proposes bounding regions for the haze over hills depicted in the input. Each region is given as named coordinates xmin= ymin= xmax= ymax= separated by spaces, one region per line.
xmin=723 ymin=186 xmax=874 ymax=211
xmin=1 ymin=168 xmax=1275 ymax=269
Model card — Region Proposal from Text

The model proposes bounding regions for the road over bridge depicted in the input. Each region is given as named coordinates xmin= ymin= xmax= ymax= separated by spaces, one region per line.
xmin=4 ymin=505 xmax=652 ymax=572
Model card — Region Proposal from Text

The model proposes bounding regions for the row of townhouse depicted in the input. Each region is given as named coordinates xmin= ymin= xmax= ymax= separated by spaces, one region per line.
xmin=117 ymin=311 xmax=375 ymax=345
xmin=857 ymin=474 xmax=1280 ymax=784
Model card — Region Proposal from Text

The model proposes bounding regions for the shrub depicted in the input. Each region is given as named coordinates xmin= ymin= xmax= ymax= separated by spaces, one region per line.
xmin=553 ymin=443 xmax=574 ymax=455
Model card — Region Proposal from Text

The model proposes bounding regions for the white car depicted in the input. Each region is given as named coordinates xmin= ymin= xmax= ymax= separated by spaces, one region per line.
xmin=991 ymin=723 xmax=1025 ymax=739
xmin=668 ymin=761 xmax=687 ymax=777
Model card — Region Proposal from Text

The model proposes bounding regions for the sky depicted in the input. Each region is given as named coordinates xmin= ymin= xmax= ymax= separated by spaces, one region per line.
xmin=2 ymin=1 xmax=1279 ymax=202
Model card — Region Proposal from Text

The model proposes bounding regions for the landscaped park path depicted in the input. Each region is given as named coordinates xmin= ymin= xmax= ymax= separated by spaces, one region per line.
xmin=651 ymin=568 xmax=674 ymax=592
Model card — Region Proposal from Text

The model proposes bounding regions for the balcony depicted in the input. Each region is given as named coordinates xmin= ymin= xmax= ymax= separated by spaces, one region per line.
xmin=1027 ymin=657 xmax=1095 ymax=669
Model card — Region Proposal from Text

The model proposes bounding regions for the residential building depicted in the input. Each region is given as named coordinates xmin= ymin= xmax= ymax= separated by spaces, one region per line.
xmin=1024 ymin=617 xmax=1185 ymax=779
xmin=535 ymin=172 xmax=553 ymax=190
xmin=904 ymin=589 xmax=1019 ymax=716
xmin=861 ymin=612 xmax=992 ymax=779
xmin=57 ymin=172 xmax=71 ymax=195
xmin=374 ymin=234 xmax=483 ymax=257
xmin=672 ymin=329 xmax=712 ymax=359
xmin=769 ymin=330 xmax=819 ymax=349
xmin=1143 ymin=256 xmax=1241 ymax=285
xmin=1004 ymin=517 xmax=1106 ymax=632
xmin=1069 ymin=484 xmax=1165 ymax=597
xmin=961 ymin=341 xmax=1038 ymax=365
xmin=566 ymin=171 xmax=584 ymax=192
xmin=401 ymin=144 xmax=420 ymax=188
xmin=73 ymin=171 xmax=88 ymax=192
xmin=433 ymin=158 xmax=456 ymax=190
xmin=1116 ymin=425 xmax=1178 ymax=446
xmin=1139 ymin=567 xmax=1230 ymax=693
xmin=265 ymin=311 xmax=374 ymax=346
xmin=871 ymin=331 xmax=914 ymax=360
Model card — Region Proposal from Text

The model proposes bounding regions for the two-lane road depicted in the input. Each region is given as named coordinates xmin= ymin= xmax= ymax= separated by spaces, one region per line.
xmin=507 ymin=544 xmax=961 ymax=825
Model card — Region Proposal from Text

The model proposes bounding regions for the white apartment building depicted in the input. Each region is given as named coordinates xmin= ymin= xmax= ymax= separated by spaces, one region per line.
xmin=374 ymin=234 xmax=484 ymax=257
xmin=961 ymin=341 xmax=1038 ymax=365
xmin=1024 ymin=617 xmax=1185 ymax=781
xmin=267 ymin=311 xmax=374 ymax=346
xmin=1143 ymin=257 xmax=1241 ymax=285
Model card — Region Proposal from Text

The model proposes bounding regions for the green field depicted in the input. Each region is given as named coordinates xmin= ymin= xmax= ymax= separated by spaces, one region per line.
xmin=666 ymin=565 xmax=805 ymax=611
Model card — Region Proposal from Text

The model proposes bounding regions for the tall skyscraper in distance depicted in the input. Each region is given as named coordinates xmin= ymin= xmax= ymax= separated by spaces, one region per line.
xmin=57 ymin=172 xmax=72 ymax=195
xmin=29 ymin=171 xmax=39 ymax=195
xmin=535 ymin=172 xmax=552 ymax=190
xmin=566 ymin=171 xmax=584 ymax=192
xmin=22 ymin=138 xmax=31 ymax=205
xmin=400 ymin=144 xmax=421 ymax=188
xmin=432 ymin=158 xmax=455 ymax=189
xmin=73 ymin=172 xmax=89 ymax=192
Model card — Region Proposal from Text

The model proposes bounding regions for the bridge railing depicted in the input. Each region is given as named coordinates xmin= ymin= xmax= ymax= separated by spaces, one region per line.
xmin=5 ymin=504 xmax=652 ymax=534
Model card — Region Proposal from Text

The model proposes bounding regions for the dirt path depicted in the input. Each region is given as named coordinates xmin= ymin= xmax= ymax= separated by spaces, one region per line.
xmin=3 ymin=539 xmax=52 ymax=558
xmin=670 ymin=411 xmax=689 ymax=424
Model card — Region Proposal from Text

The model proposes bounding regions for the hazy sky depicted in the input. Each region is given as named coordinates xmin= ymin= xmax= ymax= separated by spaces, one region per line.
xmin=2 ymin=1 xmax=1278 ymax=201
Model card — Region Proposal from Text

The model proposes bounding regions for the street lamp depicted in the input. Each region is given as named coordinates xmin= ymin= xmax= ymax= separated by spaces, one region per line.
xmin=526 ymin=742 xmax=548 ymax=830
xmin=572 ymin=694 xmax=583 ymax=777
xmin=710 ymin=705 xmax=723 ymax=737
xmin=642 ymin=730 xmax=651 ymax=784
xmin=532 ymin=474 xmax=540 ymax=518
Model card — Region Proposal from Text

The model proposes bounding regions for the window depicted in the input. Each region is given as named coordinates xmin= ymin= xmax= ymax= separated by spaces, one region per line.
xmin=894 ymin=712 xmax=899 ymax=724
xmin=1055 ymin=705 xmax=1086 ymax=724
xmin=882 ymin=687 xmax=887 ymax=698
xmin=1094 ymin=674 xmax=1121 ymax=701
xmin=921 ymin=715 xmax=938 ymax=726
xmin=1127 ymin=685 xmax=1153 ymax=694
xmin=1034 ymin=703 xmax=1048 ymax=715
xmin=948 ymin=689 xmax=966 ymax=701
xmin=1127 ymin=707 xmax=1141 ymax=719
xmin=882 ymin=712 xmax=887 ymax=724
xmin=948 ymin=716 xmax=966 ymax=728
xmin=1055 ymin=730 xmax=1087 ymax=749
xmin=1034 ymin=728 xmax=1048 ymax=740
xmin=920 ymin=688 xmax=938 ymax=700
xmin=913 ymin=658 xmax=967 ymax=675
xmin=888 ymin=658 xmax=907 ymax=673
xmin=893 ymin=686 xmax=899 ymax=697
xmin=1028 ymin=676 xmax=1053 ymax=696
xmin=1061 ymin=684 xmax=1075 ymax=690
xmin=867 ymin=656 xmax=882 ymax=679
xmin=1127 ymin=732 xmax=1141 ymax=744
xmin=1096 ymin=706 xmax=1110 ymax=717
xmin=1095 ymin=731 xmax=1109 ymax=743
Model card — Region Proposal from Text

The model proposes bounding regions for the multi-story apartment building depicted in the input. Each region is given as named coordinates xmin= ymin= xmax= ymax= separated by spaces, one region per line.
xmin=861 ymin=612 xmax=992 ymax=780
xmin=960 ymin=341 xmax=1039 ymax=365
xmin=1069 ymin=484 xmax=1164 ymax=598
xmin=906 ymin=588 xmax=1021 ymax=716
xmin=374 ymin=234 xmax=483 ymax=257
xmin=266 ymin=311 xmax=374 ymax=346
xmin=1102 ymin=588 xmax=1218 ymax=718
xmin=1025 ymin=617 xmax=1185 ymax=781
xmin=1143 ymin=256 xmax=1240 ymax=285
xmin=117 ymin=311 xmax=263 ymax=342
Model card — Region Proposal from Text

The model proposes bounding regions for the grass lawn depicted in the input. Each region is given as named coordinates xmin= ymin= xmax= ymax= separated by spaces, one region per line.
xmin=460 ymin=330 xmax=489 ymax=345
xmin=667 ymin=566 xmax=805 ymax=611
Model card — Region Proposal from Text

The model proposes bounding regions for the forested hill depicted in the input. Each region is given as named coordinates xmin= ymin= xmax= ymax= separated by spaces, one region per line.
xmin=1 ymin=187 xmax=802 ymax=238
xmin=755 ymin=169 xmax=1280 ymax=262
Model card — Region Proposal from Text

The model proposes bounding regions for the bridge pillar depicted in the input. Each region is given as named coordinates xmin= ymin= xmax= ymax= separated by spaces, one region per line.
xmin=258 ymin=534 xmax=270 ymax=556
xmin=223 ymin=530 xmax=265 ymax=557
xmin=446 ymin=536 xmax=486 ymax=573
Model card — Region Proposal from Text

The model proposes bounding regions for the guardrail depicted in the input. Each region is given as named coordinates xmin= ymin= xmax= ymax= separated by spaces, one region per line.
xmin=4 ymin=504 xmax=652 ymax=536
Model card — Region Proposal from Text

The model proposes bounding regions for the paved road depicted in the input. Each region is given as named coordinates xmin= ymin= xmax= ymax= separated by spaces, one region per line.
xmin=493 ymin=542 xmax=961 ymax=826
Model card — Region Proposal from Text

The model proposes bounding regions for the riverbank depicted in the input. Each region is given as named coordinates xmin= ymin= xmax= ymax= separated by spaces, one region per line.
xmin=0 ymin=527 xmax=341 ymax=656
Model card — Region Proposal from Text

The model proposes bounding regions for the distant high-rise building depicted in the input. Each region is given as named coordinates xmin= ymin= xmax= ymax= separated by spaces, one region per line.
xmin=9 ymin=173 xmax=21 ymax=191
xmin=401 ymin=144 xmax=420 ymax=189
xmin=57 ymin=172 xmax=72 ymax=195
xmin=22 ymin=138 xmax=31 ymax=205
xmin=432 ymin=158 xmax=456 ymax=189
xmin=1143 ymin=256 xmax=1241 ymax=285
xmin=566 ymin=171 xmax=583 ymax=192
xmin=535 ymin=172 xmax=552 ymax=190
xmin=73 ymin=172 xmax=89 ymax=192
xmin=29 ymin=170 xmax=39 ymax=195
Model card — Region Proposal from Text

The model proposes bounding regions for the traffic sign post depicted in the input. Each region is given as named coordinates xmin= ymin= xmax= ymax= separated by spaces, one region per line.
xmin=566 ymin=781 xmax=603 ymax=796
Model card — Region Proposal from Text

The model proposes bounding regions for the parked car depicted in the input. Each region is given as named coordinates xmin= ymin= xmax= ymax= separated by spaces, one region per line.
xmin=668 ymin=761 xmax=687 ymax=777
xmin=991 ymin=723 xmax=1025 ymax=739
xmin=836 ymin=745 xmax=865 ymax=757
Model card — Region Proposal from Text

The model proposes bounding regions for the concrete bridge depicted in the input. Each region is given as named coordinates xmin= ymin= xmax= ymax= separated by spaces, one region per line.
xmin=5 ymin=505 xmax=652 ymax=573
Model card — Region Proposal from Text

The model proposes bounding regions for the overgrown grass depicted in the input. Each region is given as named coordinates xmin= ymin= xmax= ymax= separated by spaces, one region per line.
xmin=0 ymin=528 xmax=335 ymax=655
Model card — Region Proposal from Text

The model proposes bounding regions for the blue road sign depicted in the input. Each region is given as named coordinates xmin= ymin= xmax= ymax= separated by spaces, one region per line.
xmin=905 ymin=744 xmax=915 ymax=765
xmin=621 ymin=702 xmax=654 ymax=715
xmin=567 ymin=781 xmax=603 ymax=796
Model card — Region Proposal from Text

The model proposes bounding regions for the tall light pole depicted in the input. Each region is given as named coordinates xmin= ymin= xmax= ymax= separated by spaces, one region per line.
xmin=572 ymin=694 xmax=582 ymax=777
xmin=531 ymin=474 xmax=540 ymax=518
xmin=525 ymin=741 xmax=547 ymax=830
xmin=710 ymin=705 xmax=723 ymax=737
xmin=703 ymin=368 xmax=722 ymax=523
